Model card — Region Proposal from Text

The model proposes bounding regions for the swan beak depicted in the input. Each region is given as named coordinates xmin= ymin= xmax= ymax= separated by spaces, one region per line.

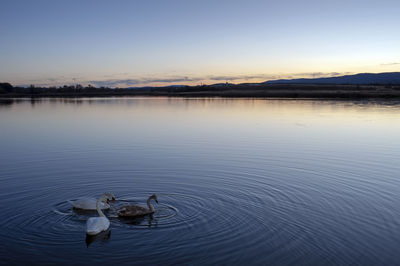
xmin=112 ymin=197 xmax=116 ymax=203
xmin=156 ymin=199 xmax=159 ymax=204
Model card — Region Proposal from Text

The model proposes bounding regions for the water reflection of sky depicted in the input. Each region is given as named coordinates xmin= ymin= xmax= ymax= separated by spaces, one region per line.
xmin=1 ymin=98 xmax=400 ymax=264
xmin=1 ymin=98 xmax=400 ymax=150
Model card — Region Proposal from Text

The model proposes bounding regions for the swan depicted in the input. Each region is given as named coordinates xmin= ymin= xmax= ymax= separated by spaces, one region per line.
xmin=71 ymin=192 xmax=115 ymax=210
xmin=118 ymin=194 xmax=158 ymax=217
xmin=86 ymin=194 xmax=112 ymax=235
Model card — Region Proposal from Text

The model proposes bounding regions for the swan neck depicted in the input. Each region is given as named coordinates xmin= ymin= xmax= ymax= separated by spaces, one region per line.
xmin=97 ymin=198 xmax=105 ymax=217
xmin=147 ymin=197 xmax=154 ymax=212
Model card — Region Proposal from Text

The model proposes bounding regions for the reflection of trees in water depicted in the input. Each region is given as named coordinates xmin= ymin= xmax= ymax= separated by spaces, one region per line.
xmin=30 ymin=98 xmax=36 ymax=107
xmin=0 ymin=99 xmax=14 ymax=108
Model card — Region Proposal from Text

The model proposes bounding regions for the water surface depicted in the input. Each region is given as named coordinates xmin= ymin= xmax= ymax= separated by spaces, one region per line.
xmin=1 ymin=97 xmax=400 ymax=265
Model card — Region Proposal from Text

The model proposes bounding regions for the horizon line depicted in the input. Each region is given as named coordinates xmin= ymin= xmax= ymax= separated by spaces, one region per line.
xmin=5 ymin=71 xmax=400 ymax=88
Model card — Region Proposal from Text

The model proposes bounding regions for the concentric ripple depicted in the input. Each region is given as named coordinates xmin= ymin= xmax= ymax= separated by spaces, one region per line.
xmin=1 ymin=98 xmax=400 ymax=265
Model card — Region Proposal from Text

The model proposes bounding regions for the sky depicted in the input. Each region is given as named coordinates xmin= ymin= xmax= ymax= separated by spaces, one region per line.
xmin=0 ymin=0 xmax=399 ymax=87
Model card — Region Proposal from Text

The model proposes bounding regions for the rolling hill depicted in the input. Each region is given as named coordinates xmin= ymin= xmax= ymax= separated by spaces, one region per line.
xmin=264 ymin=72 xmax=400 ymax=85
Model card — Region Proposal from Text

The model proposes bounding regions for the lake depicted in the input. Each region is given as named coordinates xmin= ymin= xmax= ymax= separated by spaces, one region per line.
xmin=1 ymin=97 xmax=400 ymax=265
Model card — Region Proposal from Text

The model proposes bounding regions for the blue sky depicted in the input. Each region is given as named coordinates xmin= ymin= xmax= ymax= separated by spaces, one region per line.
xmin=1 ymin=0 xmax=399 ymax=87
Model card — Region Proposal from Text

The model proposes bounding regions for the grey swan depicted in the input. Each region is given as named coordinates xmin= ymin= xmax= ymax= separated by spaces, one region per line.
xmin=118 ymin=194 xmax=158 ymax=217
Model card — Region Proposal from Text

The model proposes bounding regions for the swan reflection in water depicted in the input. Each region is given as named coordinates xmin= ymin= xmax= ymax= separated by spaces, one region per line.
xmin=85 ymin=230 xmax=111 ymax=247
xmin=119 ymin=213 xmax=158 ymax=228
xmin=85 ymin=211 xmax=158 ymax=246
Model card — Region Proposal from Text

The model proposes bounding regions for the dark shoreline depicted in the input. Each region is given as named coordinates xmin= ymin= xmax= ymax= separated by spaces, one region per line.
xmin=1 ymin=84 xmax=400 ymax=99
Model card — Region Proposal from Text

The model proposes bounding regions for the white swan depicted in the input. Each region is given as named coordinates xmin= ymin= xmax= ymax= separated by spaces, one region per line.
xmin=72 ymin=192 xmax=115 ymax=210
xmin=86 ymin=194 xmax=111 ymax=235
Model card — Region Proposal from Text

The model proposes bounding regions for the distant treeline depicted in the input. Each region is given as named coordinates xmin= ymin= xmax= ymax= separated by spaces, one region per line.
xmin=1 ymin=82 xmax=400 ymax=99
xmin=0 ymin=83 xmax=127 ymax=95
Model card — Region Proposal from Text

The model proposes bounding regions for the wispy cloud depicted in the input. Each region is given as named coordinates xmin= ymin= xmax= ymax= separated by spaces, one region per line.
xmin=89 ymin=76 xmax=204 ymax=87
xmin=89 ymin=74 xmax=280 ymax=87
xmin=290 ymin=72 xmax=351 ymax=79
xmin=381 ymin=62 xmax=400 ymax=66
xmin=15 ymin=72 xmax=355 ymax=88
xmin=207 ymin=74 xmax=277 ymax=82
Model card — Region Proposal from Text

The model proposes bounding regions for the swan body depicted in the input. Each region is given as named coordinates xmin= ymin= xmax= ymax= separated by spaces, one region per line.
xmin=118 ymin=194 xmax=158 ymax=218
xmin=86 ymin=216 xmax=110 ymax=236
xmin=86 ymin=194 xmax=114 ymax=235
xmin=72 ymin=192 xmax=115 ymax=210
xmin=72 ymin=198 xmax=109 ymax=210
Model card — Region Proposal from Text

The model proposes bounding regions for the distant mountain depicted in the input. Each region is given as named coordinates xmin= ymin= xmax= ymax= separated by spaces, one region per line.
xmin=265 ymin=72 xmax=400 ymax=85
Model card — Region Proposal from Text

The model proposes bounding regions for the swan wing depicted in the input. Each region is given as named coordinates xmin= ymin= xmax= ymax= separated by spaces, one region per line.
xmin=118 ymin=205 xmax=150 ymax=217
xmin=72 ymin=198 xmax=110 ymax=210
xmin=86 ymin=217 xmax=110 ymax=235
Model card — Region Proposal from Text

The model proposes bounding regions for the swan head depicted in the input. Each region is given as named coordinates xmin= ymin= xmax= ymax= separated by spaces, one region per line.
xmin=99 ymin=194 xmax=111 ymax=204
xmin=103 ymin=192 xmax=116 ymax=203
xmin=150 ymin=193 xmax=158 ymax=204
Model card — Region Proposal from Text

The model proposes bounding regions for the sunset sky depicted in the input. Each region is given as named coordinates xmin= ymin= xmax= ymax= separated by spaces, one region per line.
xmin=1 ymin=0 xmax=399 ymax=87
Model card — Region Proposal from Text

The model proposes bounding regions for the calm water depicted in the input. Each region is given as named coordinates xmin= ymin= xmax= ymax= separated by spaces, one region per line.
xmin=1 ymin=97 xmax=400 ymax=265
